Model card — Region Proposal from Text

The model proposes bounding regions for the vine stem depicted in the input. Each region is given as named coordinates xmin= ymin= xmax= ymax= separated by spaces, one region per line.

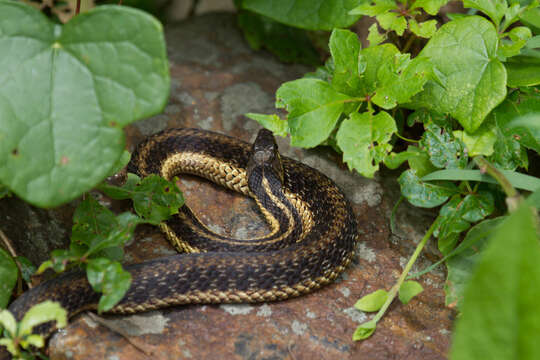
xmin=473 ymin=156 xmax=520 ymax=212
xmin=371 ymin=218 xmax=438 ymax=324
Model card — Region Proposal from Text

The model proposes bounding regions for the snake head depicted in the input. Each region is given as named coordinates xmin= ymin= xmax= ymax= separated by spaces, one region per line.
xmin=247 ymin=129 xmax=284 ymax=187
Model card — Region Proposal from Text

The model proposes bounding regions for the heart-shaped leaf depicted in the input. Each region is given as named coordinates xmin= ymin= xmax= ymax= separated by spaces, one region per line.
xmin=0 ymin=2 xmax=169 ymax=207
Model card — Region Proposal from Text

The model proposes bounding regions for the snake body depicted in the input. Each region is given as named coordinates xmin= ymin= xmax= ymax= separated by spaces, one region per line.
xmin=6 ymin=128 xmax=357 ymax=337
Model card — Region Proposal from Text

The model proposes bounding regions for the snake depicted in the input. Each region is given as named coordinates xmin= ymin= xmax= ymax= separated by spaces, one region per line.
xmin=4 ymin=128 xmax=358 ymax=345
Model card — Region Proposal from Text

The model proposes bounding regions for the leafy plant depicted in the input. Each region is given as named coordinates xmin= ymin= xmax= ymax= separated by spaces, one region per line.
xmin=238 ymin=0 xmax=540 ymax=346
xmin=35 ymin=174 xmax=184 ymax=313
xmin=0 ymin=301 xmax=66 ymax=359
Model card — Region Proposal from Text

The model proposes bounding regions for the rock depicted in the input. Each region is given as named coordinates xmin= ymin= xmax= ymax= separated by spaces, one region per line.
xmin=13 ymin=12 xmax=452 ymax=360
xmin=0 ymin=196 xmax=73 ymax=266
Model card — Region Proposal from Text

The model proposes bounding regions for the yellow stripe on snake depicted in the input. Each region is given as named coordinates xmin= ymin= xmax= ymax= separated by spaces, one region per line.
xmin=5 ymin=128 xmax=358 ymax=341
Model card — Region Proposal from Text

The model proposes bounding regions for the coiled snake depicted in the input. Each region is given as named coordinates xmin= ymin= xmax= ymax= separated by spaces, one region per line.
xmin=4 ymin=128 xmax=358 ymax=345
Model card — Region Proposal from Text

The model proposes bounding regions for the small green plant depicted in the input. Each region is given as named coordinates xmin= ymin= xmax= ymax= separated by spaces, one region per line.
xmin=0 ymin=301 xmax=67 ymax=359
xmin=36 ymin=173 xmax=184 ymax=312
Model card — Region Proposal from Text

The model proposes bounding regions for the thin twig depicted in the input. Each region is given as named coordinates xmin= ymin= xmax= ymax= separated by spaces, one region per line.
xmin=0 ymin=228 xmax=17 ymax=258
xmin=0 ymin=228 xmax=31 ymax=290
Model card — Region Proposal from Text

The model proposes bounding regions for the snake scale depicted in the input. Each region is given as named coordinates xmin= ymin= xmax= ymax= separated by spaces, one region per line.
xmin=5 ymin=128 xmax=358 ymax=344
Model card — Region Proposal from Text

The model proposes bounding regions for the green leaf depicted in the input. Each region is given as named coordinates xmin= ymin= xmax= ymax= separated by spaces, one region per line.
xmin=399 ymin=280 xmax=424 ymax=304
xmin=245 ymin=113 xmax=288 ymax=137
xmin=450 ymin=204 xmax=540 ymax=359
xmin=37 ymin=248 xmax=77 ymax=274
xmin=21 ymin=334 xmax=44 ymax=349
xmin=353 ymin=319 xmax=377 ymax=340
xmin=504 ymin=112 xmax=540 ymax=153
xmin=506 ymin=59 xmax=540 ymax=87
xmin=490 ymin=91 xmax=540 ymax=164
xmin=520 ymin=6 xmax=540 ymax=32
xmin=462 ymin=0 xmax=507 ymax=26
xmin=443 ymin=217 xmax=504 ymax=307
xmin=18 ymin=301 xmax=67 ymax=336
xmin=383 ymin=146 xmax=437 ymax=177
xmin=409 ymin=217 xmax=505 ymax=280
xmin=354 ymin=289 xmax=389 ymax=312
xmin=130 ymin=175 xmax=184 ymax=224
xmin=453 ymin=123 xmax=497 ymax=157
xmin=461 ymin=191 xmax=495 ymax=222
xmin=15 ymin=256 xmax=36 ymax=284
xmin=501 ymin=3 xmax=522 ymax=32
xmin=87 ymin=258 xmax=132 ymax=313
xmin=367 ymin=23 xmax=387 ymax=46
xmin=71 ymin=195 xmax=141 ymax=256
xmin=304 ymin=63 xmax=334 ymax=82
xmin=276 ymin=78 xmax=353 ymax=147
xmin=421 ymin=123 xmax=468 ymax=169
xmin=434 ymin=193 xmax=494 ymax=254
xmin=371 ymin=54 xmax=434 ymax=109
xmin=336 ymin=111 xmax=397 ymax=178
xmin=408 ymin=19 xmax=437 ymax=38
xmin=349 ymin=0 xmax=397 ymax=16
xmin=242 ymin=0 xmax=362 ymax=31
xmin=490 ymin=130 xmax=528 ymax=170
xmin=410 ymin=16 xmax=507 ymax=133
xmin=411 ymin=0 xmax=450 ymax=15
xmin=357 ymin=44 xmax=397 ymax=96
xmin=422 ymin=169 xmax=540 ymax=192
xmin=329 ymin=29 xmax=362 ymax=96
xmin=97 ymin=172 xmax=140 ymax=200
xmin=108 ymin=150 xmax=131 ymax=177
xmin=0 ymin=2 xmax=169 ymax=207
xmin=398 ymin=169 xmax=458 ymax=208
xmin=527 ymin=186 xmax=540 ymax=209
xmin=376 ymin=12 xmax=408 ymax=36
xmin=0 ymin=247 xmax=17 ymax=309
xmin=0 ymin=310 xmax=16 ymax=336
xmin=383 ymin=150 xmax=415 ymax=170
xmin=0 ymin=338 xmax=16 ymax=355
xmin=498 ymin=26 xmax=533 ymax=59
xmin=236 ymin=10 xmax=320 ymax=65
xmin=406 ymin=146 xmax=438 ymax=177
xmin=406 ymin=108 xmax=448 ymax=127
xmin=435 ymin=196 xmax=471 ymax=254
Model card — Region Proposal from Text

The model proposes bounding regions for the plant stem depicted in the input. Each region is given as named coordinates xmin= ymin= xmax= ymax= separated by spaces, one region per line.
xmin=473 ymin=156 xmax=520 ymax=211
xmin=371 ymin=218 xmax=438 ymax=324
xmin=395 ymin=132 xmax=419 ymax=143
xmin=75 ymin=0 xmax=81 ymax=15
xmin=402 ymin=34 xmax=416 ymax=53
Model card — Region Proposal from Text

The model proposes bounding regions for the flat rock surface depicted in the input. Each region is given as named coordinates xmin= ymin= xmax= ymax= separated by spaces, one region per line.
xmin=21 ymin=13 xmax=452 ymax=360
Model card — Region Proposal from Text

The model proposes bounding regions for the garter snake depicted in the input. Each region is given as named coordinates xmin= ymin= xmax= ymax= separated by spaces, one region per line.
xmin=5 ymin=128 xmax=358 ymax=341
